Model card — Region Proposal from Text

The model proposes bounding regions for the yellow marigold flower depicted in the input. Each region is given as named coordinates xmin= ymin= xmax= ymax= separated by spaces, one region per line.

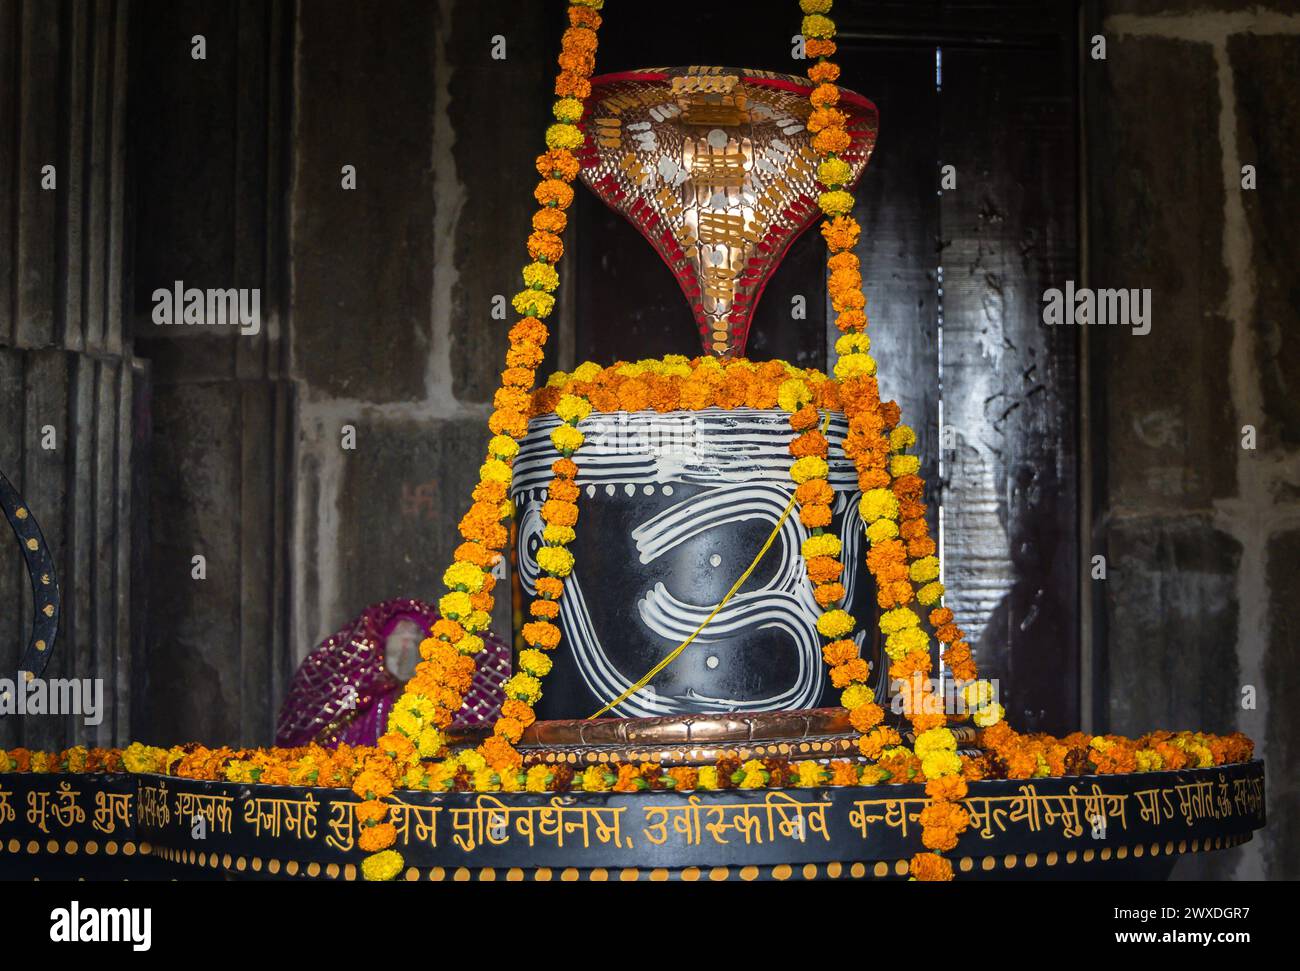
xmin=458 ymin=749 xmax=487 ymax=773
xmin=884 ymin=626 xmax=929 ymax=660
xmin=865 ymin=518 xmax=898 ymax=544
xmin=834 ymin=332 xmax=871 ymax=356
xmin=802 ymin=533 xmax=843 ymax=559
xmin=462 ymin=609 xmax=491 ymax=633
xmin=518 ymin=648 xmax=553 ymax=678
xmin=910 ymin=555 xmax=940 ymax=583
xmin=818 ymin=157 xmax=852 ymax=187
xmin=889 ymin=425 xmax=917 ymax=452
xmin=499 ymin=769 xmax=524 ymax=792
xmin=443 ymin=561 xmax=486 ymax=592
xmin=914 ymin=727 xmax=957 ymax=757
xmin=361 ymin=849 xmax=404 ymax=882
xmin=890 ymin=454 xmax=921 ymax=477
xmin=833 ymin=351 xmax=876 ymax=381
xmin=472 ymin=767 xmax=500 ymax=791
xmin=550 ymin=424 xmax=585 ymax=453
xmin=438 ymin=591 xmax=473 ymax=620
xmin=546 ymin=370 xmax=569 ymax=387
xmin=552 ymin=97 xmax=584 ymax=123
xmin=504 ymin=673 xmax=542 ymax=703
xmin=802 ymin=13 xmax=836 ymax=39
xmin=572 ymin=361 xmax=602 ymax=382
xmin=696 ymin=766 xmax=719 ymax=790
xmin=921 ymin=751 xmax=963 ymax=779
xmin=523 ymin=261 xmax=560 ymax=291
xmin=840 ymin=683 xmax=873 ymax=710
xmin=480 ymin=458 xmax=512 ymax=484
xmin=512 ymin=289 xmax=555 ymax=318
xmin=122 ymin=742 xmax=166 ymax=774
xmin=525 ymin=765 xmax=551 ymax=792
xmin=536 ymin=545 xmax=574 ymax=577
xmin=739 ymin=766 xmax=768 ymax=789
xmin=972 ymin=703 xmax=1005 ymax=728
xmin=555 ymin=393 xmax=592 ymax=423
xmin=818 ymin=189 xmax=855 ymax=216
xmin=917 ymin=581 xmax=945 ymax=605
xmin=581 ymin=765 xmax=611 ymax=792
xmin=859 ymin=488 xmax=899 ymax=523
xmin=1135 ymin=749 xmax=1162 ymax=772
xmin=962 ymin=680 xmax=995 ymax=709
xmin=795 ymin=761 xmax=826 ymax=787
xmin=778 ymin=377 xmax=813 ymax=413
xmin=542 ymin=524 xmax=576 ymax=545
xmin=800 ymin=0 xmax=833 ymax=14
xmin=544 ymin=123 xmax=584 ymax=150
xmin=790 ymin=455 xmax=830 ymax=484
xmin=454 ymin=633 xmax=484 ymax=656
xmin=488 ymin=435 xmax=518 ymax=460
xmin=388 ymin=709 xmax=422 ymax=738
xmin=880 ymin=607 xmax=921 ymax=634
xmin=416 ymin=728 xmax=444 ymax=758
xmin=817 ymin=608 xmax=856 ymax=639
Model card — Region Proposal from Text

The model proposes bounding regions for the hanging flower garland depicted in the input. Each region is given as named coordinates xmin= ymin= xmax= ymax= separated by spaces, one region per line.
xmin=796 ymin=0 xmax=1017 ymax=881
xmin=355 ymin=0 xmax=606 ymax=881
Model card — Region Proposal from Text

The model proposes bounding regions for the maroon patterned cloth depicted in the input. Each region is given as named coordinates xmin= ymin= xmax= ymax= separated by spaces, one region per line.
xmin=275 ymin=598 xmax=511 ymax=748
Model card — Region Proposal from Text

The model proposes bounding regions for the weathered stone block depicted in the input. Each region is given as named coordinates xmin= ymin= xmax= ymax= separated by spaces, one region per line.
xmin=1087 ymin=37 xmax=1236 ymax=508
xmin=291 ymin=0 xmax=437 ymax=403
xmin=1230 ymin=33 xmax=1300 ymax=449
xmin=328 ymin=415 xmax=491 ymax=630
xmin=1101 ymin=516 xmax=1241 ymax=735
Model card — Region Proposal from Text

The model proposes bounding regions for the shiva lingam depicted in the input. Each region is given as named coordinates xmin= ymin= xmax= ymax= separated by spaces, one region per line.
xmin=509 ymin=66 xmax=887 ymax=763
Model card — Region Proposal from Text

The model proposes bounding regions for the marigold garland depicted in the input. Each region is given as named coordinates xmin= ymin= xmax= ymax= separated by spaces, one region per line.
xmin=352 ymin=0 xmax=606 ymax=879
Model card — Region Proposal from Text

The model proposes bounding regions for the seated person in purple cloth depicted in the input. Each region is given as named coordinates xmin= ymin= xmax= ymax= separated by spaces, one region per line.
xmin=275 ymin=598 xmax=510 ymax=748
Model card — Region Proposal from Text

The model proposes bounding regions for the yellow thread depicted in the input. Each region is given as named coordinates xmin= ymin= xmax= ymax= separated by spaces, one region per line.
xmin=588 ymin=412 xmax=829 ymax=719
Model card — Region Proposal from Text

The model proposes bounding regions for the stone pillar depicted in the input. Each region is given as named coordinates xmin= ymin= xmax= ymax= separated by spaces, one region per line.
xmin=0 ymin=0 xmax=146 ymax=750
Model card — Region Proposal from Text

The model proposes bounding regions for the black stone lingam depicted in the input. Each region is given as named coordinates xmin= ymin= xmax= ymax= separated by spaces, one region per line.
xmin=511 ymin=408 xmax=882 ymax=722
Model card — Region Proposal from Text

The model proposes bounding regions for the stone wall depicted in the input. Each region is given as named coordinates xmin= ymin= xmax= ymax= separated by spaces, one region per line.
xmin=1087 ymin=0 xmax=1300 ymax=879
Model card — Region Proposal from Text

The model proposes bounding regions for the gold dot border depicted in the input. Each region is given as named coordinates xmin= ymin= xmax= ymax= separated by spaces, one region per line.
xmin=66 ymin=832 xmax=1251 ymax=882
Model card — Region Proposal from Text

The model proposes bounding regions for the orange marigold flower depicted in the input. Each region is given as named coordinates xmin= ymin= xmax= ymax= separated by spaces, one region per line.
xmin=522 ymin=620 xmax=562 ymax=650
xmin=488 ymin=408 xmax=528 ymax=440
xmin=536 ymin=148 xmax=581 ymax=182
xmin=801 ymin=504 xmax=833 ymax=529
xmin=929 ymin=606 xmax=954 ymax=627
xmin=812 ymin=126 xmax=852 ymax=155
xmin=795 ymin=479 xmax=834 ymax=507
xmin=909 ymin=852 xmax=953 ymax=882
xmin=552 ymin=457 xmax=578 ymax=479
xmin=806 ymin=555 xmax=844 ymax=585
xmin=804 ymin=38 xmax=837 ymax=59
xmin=820 ymin=215 xmax=861 ymax=252
xmin=548 ymin=478 xmax=580 ymax=502
xmin=835 ymin=308 xmax=868 ymax=332
xmin=554 ymin=71 xmax=591 ymax=99
xmin=808 ymin=107 xmax=848 ymax=133
xmin=533 ymin=208 xmax=568 ymax=234
xmin=358 ymin=822 xmax=397 ymax=852
xmin=821 ymin=639 xmax=858 ymax=667
xmin=858 ymin=468 xmax=890 ymax=491
xmin=878 ymin=400 xmax=902 ymax=428
xmin=814 ymin=580 xmax=845 ymax=607
xmin=501 ymin=365 xmax=535 ymax=388
xmin=790 ymin=429 xmax=829 ymax=458
xmin=541 ymin=498 xmax=579 ymax=527
xmin=528 ymin=230 xmax=564 ymax=263
xmin=481 ymin=734 xmax=523 ymax=772
xmin=849 ymin=701 xmax=884 ymax=733
xmin=568 ymin=4 xmax=601 ymax=28
xmin=807 ymin=61 xmax=840 ymax=84
xmin=535 ymin=179 xmax=575 ymax=209
xmin=494 ymin=717 xmax=524 ymax=743
xmin=530 ymin=599 xmax=560 ymax=619
xmin=506 ymin=340 xmax=544 ymax=370
xmin=501 ymin=698 xmax=536 ymax=728
xmin=810 ymin=83 xmax=841 ymax=109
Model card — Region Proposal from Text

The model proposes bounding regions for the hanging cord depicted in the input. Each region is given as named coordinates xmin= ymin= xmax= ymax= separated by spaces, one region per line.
xmin=587 ymin=411 xmax=830 ymax=719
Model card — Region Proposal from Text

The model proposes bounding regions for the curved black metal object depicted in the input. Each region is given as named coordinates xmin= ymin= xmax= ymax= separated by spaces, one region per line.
xmin=0 ymin=469 xmax=61 ymax=694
